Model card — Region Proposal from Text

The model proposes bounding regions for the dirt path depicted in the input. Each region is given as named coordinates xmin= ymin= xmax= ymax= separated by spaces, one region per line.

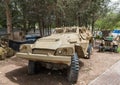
xmin=77 ymin=50 xmax=120 ymax=85
xmin=0 ymin=49 xmax=120 ymax=85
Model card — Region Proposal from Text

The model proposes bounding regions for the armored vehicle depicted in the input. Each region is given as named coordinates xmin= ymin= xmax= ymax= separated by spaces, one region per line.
xmin=99 ymin=35 xmax=120 ymax=52
xmin=16 ymin=27 xmax=93 ymax=84
xmin=0 ymin=34 xmax=15 ymax=60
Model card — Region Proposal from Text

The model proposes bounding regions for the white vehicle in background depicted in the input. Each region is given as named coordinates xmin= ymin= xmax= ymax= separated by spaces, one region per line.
xmin=111 ymin=30 xmax=120 ymax=38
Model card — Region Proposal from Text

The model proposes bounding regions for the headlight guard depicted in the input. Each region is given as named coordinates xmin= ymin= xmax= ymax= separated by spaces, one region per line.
xmin=55 ymin=47 xmax=73 ymax=56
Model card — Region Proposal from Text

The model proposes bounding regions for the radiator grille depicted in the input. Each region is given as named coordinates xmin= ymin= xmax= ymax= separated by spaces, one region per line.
xmin=105 ymin=41 xmax=111 ymax=46
xmin=32 ymin=49 xmax=55 ymax=55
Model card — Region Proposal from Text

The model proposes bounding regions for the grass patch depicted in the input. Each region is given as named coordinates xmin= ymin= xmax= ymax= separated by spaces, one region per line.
xmin=117 ymin=47 xmax=120 ymax=53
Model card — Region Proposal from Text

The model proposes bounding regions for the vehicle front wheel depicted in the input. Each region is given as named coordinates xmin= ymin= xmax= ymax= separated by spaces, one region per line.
xmin=68 ymin=53 xmax=80 ymax=84
xmin=28 ymin=60 xmax=36 ymax=75
xmin=113 ymin=46 xmax=118 ymax=53
xmin=99 ymin=46 xmax=105 ymax=52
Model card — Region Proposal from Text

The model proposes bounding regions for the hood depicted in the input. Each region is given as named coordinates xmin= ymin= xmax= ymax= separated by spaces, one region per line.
xmin=33 ymin=35 xmax=62 ymax=50
xmin=32 ymin=33 xmax=79 ymax=50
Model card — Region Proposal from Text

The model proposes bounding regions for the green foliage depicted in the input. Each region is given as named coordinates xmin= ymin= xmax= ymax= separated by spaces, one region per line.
xmin=95 ymin=35 xmax=101 ymax=39
xmin=117 ymin=47 xmax=120 ymax=53
xmin=95 ymin=13 xmax=120 ymax=30
xmin=0 ymin=1 xmax=6 ymax=28
xmin=0 ymin=0 xmax=111 ymax=35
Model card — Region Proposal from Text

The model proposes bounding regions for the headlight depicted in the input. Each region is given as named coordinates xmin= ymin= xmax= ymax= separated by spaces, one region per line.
xmin=20 ymin=44 xmax=32 ymax=53
xmin=55 ymin=47 xmax=73 ymax=56
xmin=112 ymin=41 xmax=118 ymax=45
xmin=111 ymin=42 xmax=113 ymax=46
xmin=101 ymin=40 xmax=105 ymax=45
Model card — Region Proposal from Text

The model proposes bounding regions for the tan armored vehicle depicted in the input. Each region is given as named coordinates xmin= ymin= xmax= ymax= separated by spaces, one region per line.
xmin=0 ymin=35 xmax=15 ymax=60
xmin=16 ymin=26 xmax=93 ymax=84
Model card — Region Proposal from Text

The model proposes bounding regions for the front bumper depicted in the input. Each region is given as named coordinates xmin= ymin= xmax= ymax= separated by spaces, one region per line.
xmin=104 ymin=46 xmax=113 ymax=49
xmin=99 ymin=45 xmax=114 ymax=51
xmin=16 ymin=52 xmax=71 ymax=65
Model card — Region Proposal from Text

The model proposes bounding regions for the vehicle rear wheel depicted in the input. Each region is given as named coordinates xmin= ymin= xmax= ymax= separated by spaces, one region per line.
xmin=28 ymin=60 xmax=36 ymax=75
xmin=99 ymin=46 xmax=102 ymax=52
xmin=68 ymin=53 xmax=79 ymax=84
xmin=99 ymin=46 xmax=105 ymax=52
xmin=86 ymin=44 xmax=92 ymax=59
xmin=113 ymin=46 xmax=118 ymax=53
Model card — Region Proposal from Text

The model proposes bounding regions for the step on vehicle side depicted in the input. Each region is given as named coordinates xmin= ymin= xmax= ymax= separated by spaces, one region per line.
xmin=16 ymin=26 xmax=93 ymax=84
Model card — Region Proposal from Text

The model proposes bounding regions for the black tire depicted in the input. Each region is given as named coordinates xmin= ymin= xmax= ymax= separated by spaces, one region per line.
xmin=68 ymin=53 xmax=79 ymax=84
xmin=99 ymin=46 xmax=102 ymax=52
xmin=102 ymin=48 xmax=105 ymax=52
xmin=113 ymin=46 xmax=118 ymax=53
xmin=28 ymin=60 xmax=36 ymax=75
xmin=99 ymin=46 xmax=105 ymax=52
xmin=86 ymin=44 xmax=92 ymax=59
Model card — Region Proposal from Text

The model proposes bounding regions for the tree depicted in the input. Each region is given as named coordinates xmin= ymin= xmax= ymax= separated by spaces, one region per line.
xmin=4 ymin=0 xmax=13 ymax=39
xmin=95 ymin=13 xmax=120 ymax=30
xmin=0 ymin=0 xmax=111 ymax=37
xmin=0 ymin=1 xmax=6 ymax=28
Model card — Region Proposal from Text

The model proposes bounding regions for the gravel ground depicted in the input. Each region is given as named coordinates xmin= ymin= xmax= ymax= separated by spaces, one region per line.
xmin=0 ymin=47 xmax=120 ymax=85
xmin=77 ymin=50 xmax=120 ymax=85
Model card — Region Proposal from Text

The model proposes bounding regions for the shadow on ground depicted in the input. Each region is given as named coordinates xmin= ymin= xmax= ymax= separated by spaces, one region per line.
xmin=5 ymin=66 xmax=70 ymax=85
xmin=5 ymin=59 xmax=84 ymax=85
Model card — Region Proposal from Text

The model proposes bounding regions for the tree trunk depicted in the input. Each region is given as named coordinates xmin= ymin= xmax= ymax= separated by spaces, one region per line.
xmin=4 ymin=0 xmax=13 ymax=39
xmin=92 ymin=15 xmax=95 ymax=34
xmin=38 ymin=21 xmax=42 ymax=37
xmin=33 ymin=23 xmax=36 ymax=33
xmin=42 ymin=18 xmax=45 ymax=36
xmin=23 ymin=20 xmax=27 ymax=34
xmin=78 ymin=16 xmax=82 ymax=27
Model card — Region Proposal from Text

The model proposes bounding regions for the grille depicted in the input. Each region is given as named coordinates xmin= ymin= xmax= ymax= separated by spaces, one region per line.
xmin=32 ymin=49 xmax=55 ymax=55
xmin=105 ymin=41 xmax=111 ymax=46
